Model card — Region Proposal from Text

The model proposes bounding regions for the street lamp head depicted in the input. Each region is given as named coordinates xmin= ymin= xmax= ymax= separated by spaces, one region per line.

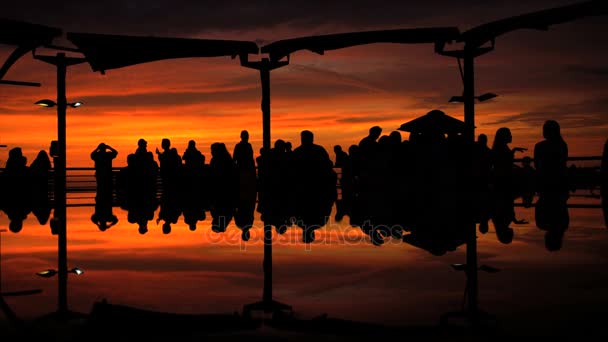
xmin=35 ymin=99 xmax=56 ymax=107
xmin=477 ymin=93 xmax=498 ymax=102
xmin=36 ymin=269 xmax=57 ymax=278
xmin=449 ymin=95 xmax=464 ymax=104
xmin=451 ymin=263 xmax=467 ymax=271
xmin=68 ymin=101 xmax=83 ymax=108
xmin=70 ymin=267 xmax=84 ymax=275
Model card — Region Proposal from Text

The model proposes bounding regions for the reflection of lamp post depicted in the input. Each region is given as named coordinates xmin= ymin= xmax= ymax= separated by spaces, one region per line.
xmin=36 ymin=267 xmax=84 ymax=278
xmin=440 ymin=263 xmax=500 ymax=326
xmin=34 ymin=52 xmax=86 ymax=320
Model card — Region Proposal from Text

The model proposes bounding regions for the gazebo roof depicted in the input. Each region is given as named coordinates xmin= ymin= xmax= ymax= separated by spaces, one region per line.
xmin=397 ymin=109 xmax=466 ymax=134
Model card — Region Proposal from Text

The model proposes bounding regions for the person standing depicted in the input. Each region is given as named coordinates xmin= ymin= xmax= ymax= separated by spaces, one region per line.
xmin=91 ymin=143 xmax=118 ymax=201
xmin=534 ymin=120 xmax=569 ymax=251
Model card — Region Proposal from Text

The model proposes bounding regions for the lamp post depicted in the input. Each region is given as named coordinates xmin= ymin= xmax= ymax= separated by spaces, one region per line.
xmin=34 ymin=52 xmax=86 ymax=319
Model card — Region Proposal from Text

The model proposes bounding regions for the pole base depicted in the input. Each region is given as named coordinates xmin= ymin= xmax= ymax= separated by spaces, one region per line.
xmin=243 ymin=299 xmax=293 ymax=319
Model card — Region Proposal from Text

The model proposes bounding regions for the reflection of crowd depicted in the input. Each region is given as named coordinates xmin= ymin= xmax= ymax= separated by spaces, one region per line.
xmin=1 ymin=115 xmax=597 ymax=252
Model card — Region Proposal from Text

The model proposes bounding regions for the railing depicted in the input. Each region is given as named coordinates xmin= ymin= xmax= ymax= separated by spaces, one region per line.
xmin=0 ymin=155 xmax=604 ymax=208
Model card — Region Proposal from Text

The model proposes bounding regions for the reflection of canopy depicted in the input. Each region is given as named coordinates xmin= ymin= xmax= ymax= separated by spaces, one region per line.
xmin=0 ymin=18 xmax=62 ymax=80
xmin=398 ymin=110 xmax=466 ymax=134
xmin=460 ymin=0 xmax=608 ymax=48
xmin=66 ymin=33 xmax=259 ymax=73
xmin=261 ymin=27 xmax=460 ymax=62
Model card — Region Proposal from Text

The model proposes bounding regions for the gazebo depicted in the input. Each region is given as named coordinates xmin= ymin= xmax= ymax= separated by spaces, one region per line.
xmin=398 ymin=109 xmax=466 ymax=140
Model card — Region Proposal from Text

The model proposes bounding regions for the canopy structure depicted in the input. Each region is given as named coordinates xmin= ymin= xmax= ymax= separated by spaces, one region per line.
xmin=261 ymin=27 xmax=460 ymax=62
xmin=66 ymin=32 xmax=259 ymax=74
xmin=0 ymin=18 xmax=62 ymax=84
xmin=398 ymin=109 xmax=466 ymax=135
xmin=459 ymin=0 xmax=608 ymax=49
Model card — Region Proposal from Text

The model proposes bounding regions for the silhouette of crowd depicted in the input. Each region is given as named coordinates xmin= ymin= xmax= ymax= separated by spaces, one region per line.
xmin=0 ymin=115 xmax=594 ymax=252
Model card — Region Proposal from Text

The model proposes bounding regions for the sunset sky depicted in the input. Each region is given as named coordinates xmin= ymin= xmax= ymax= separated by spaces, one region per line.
xmin=1 ymin=0 xmax=607 ymax=167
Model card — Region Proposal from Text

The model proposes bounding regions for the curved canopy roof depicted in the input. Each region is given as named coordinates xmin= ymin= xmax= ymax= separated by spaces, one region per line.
xmin=261 ymin=27 xmax=461 ymax=62
xmin=0 ymin=18 xmax=62 ymax=80
xmin=460 ymin=0 xmax=608 ymax=48
xmin=66 ymin=32 xmax=259 ymax=73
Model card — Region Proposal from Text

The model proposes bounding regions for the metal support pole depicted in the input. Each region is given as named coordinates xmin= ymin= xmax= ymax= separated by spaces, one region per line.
xmin=260 ymin=59 xmax=273 ymax=305
xmin=55 ymin=53 xmax=68 ymax=317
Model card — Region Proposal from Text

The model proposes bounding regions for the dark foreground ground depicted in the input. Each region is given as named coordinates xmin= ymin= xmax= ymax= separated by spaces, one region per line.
xmin=2 ymin=300 xmax=608 ymax=342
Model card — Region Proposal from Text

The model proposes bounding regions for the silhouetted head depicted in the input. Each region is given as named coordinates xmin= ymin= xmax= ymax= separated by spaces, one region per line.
xmin=138 ymin=223 xmax=148 ymax=235
xmin=477 ymin=134 xmax=488 ymax=146
xmin=496 ymin=226 xmax=514 ymax=244
xmin=187 ymin=140 xmax=196 ymax=149
xmin=36 ymin=150 xmax=50 ymax=161
xmin=542 ymin=120 xmax=562 ymax=141
xmin=162 ymin=222 xmax=171 ymax=234
xmin=493 ymin=127 xmax=512 ymax=149
xmin=522 ymin=156 xmax=532 ymax=166
xmin=334 ymin=145 xmax=343 ymax=153
xmin=240 ymin=130 xmax=249 ymax=143
xmin=389 ymin=131 xmax=402 ymax=144
xmin=274 ymin=139 xmax=286 ymax=151
xmin=348 ymin=144 xmax=359 ymax=156
xmin=138 ymin=138 xmax=147 ymax=149
xmin=8 ymin=147 xmax=22 ymax=159
xmin=285 ymin=142 xmax=292 ymax=152
xmin=9 ymin=220 xmax=23 ymax=233
xmin=301 ymin=130 xmax=314 ymax=146
xmin=98 ymin=142 xmax=106 ymax=150
xmin=161 ymin=138 xmax=171 ymax=150
xmin=369 ymin=126 xmax=382 ymax=140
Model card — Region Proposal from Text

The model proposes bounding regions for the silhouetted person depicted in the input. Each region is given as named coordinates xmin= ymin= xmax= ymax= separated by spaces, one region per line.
xmin=156 ymin=138 xmax=182 ymax=192
xmin=135 ymin=138 xmax=154 ymax=165
xmin=182 ymin=140 xmax=205 ymax=167
xmin=91 ymin=143 xmax=118 ymax=201
xmin=209 ymin=142 xmax=237 ymax=233
xmin=157 ymin=186 xmax=182 ymax=235
xmin=602 ymin=139 xmax=608 ymax=229
xmin=118 ymin=140 xmax=160 ymax=234
xmin=292 ymin=130 xmax=336 ymax=243
xmin=472 ymin=134 xmax=492 ymax=233
xmin=181 ymin=140 xmax=207 ymax=231
xmin=534 ymin=120 xmax=569 ymax=250
xmin=29 ymin=150 xmax=52 ymax=225
xmin=2 ymin=147 xmax=31 ymax=233
xmin=490 ymin=128 xmax=526 ymax=243
xmin=92 ymin=195 xmax=118 ymax=232
xmin=233 ymin=130 xmax=257 ymax=239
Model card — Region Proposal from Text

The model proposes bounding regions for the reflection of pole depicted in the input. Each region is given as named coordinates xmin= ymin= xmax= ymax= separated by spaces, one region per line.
xmin=463 ymin=50 xmax=478 ymax=318
xmin=35 ymin=52 xmax=86 ymax=319
xmin=241 ymin=56 xmax=290 ymax=315
xmin=56 ymin=52 xmax=68 ymax=317
xmin=259 ymin=61 xmax=272 ymax=304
